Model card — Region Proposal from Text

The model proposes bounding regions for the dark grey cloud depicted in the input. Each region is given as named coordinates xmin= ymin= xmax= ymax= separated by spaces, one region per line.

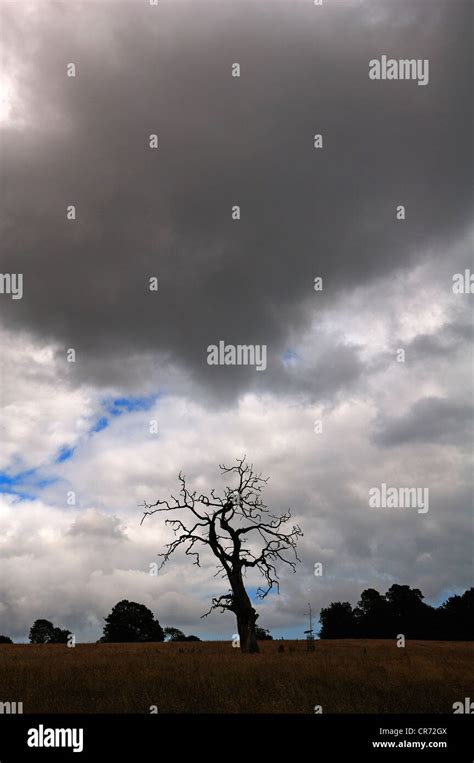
xmin=405 ymin=319 xmax=473 ymax=362
xmin=373 ymin=396 xmax=473 ymax=447
xmin=266 ymin=341 xmax=366 ymax=403
xmin=0 ymin=0 xmax=472 ymax=398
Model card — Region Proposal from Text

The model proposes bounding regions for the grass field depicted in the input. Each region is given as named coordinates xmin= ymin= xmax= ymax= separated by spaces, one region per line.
xmin=0 ymin=640 xmax=472 ymax=714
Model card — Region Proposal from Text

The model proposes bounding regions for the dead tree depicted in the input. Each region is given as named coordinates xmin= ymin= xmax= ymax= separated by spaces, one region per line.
xmin=141 ymin=457 xmax=302 ymax=653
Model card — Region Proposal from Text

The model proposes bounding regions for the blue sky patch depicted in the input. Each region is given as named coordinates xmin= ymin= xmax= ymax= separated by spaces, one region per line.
xmin=281 ymin=348 xmax=300 ymax=366
xmin=55 ymin=445 xmax=75 ymax=463
xmin=102 ymin=393 xmax=160 ymax=417
xmin=0 ymin=468 xmax=51 ymax=500
xmin=90 ymin=416 xmax=109 ymax=434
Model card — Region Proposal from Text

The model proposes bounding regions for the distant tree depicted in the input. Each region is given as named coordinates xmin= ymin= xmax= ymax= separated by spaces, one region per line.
xmin=0 ymin=635 xmax=13 ymax=644
xmin=52 ymin=627 xmax=72 ymax=644
xmin=101 ymin=600 xmax=164 ymax=643
xmin=141 ymin=458 xmax=302 ymax=653
xmin=255 ymin=626 xmax=273 ymax=640
xmin=29 ymin=619 xmax=71 ymax=644
xmin=164 ymin=626 xmax=202 ymax=642
xmin=318 ymin=584 xmax=473 ymax=640
xmin=437 ymin=588 xmax=473 ymax=640
xmin=385 ymin=584 xmax=424 ymax=613
xmin=354 ymin=588 xmax=391 ymax=638
xmin=319 ymin=602 xmax=356 ymax=639
xmin=385 ymin=584 xmax=434 ymax=638
xmin=29 ymin=619 xmax=55 ymax=644
xmin=164 ymin=627 xmax=187 ymax=642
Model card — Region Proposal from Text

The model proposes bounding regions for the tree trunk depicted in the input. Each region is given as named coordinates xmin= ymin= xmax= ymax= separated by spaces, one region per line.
xmin=237 ymin=607 xmax=259 ymax=653
xmin=228 ymin=566 xmax=260 ymax=653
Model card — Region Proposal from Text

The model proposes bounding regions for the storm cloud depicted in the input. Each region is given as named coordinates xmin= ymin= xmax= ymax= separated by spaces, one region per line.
xmin=0 ymin=0 xmax=472 ymax=397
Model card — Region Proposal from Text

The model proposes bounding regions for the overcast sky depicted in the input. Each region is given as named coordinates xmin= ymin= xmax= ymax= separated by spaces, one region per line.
xmin=0 ymin=0 xmax=472 ymax=642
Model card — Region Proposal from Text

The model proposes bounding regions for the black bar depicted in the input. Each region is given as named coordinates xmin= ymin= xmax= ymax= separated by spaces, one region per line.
xmin=0 ymin=714 xmax=472 ymax=761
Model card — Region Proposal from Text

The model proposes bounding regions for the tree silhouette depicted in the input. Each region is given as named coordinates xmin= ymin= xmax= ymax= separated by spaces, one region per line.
xmin=51 ymin=626 xmax=72 ymax=644
xmin=101 ymin=600 xmax=164 ymax=643
xmin=164 ymin=627 xmax=202 ymax=642
xmin=164 ymin=627 xmax=187 ymax=642
xmin=319 ymin=602 xmax=356 ymax=638
xmin=0 ymin=635 xmax=13 ymax=644
xmin=319 ymin=585 xmax=473 ymax=640
xmin=438 ymin=588 xmax=473 ymax=640
xmin=354 ymin=588 xmax=391 ymax=638
xmin=141 ymin=458 xmax=302 ymax=653
xmin=29 ymin=619 xmax=55 ymax=643
xmin=385 ymin=584 xmax=434 ymax=638
xmin=29 ymin=619 xmax=71 ymax=644
xmin=255 ymin=626 xmax=273 ymax=640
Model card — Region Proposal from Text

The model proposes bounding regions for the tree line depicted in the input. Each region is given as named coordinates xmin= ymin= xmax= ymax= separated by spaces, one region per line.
xmin=319 ymin=585 xmax=473 ymax=640
xmin=0 ymin=599 xmax=274 ymax=644
xmin=1 ymin=587 xmax=472 ymax=644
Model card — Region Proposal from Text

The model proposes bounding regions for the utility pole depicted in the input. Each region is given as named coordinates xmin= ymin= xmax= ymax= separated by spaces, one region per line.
xmin=304 ymin=602 xmax=315 ymax=651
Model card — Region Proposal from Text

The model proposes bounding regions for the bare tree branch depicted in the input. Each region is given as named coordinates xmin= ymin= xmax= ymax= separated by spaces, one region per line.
xmin=141 ymin=457 xmax=303 ymax=652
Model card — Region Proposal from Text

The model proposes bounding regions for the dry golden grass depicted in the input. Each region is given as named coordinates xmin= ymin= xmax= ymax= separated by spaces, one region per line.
xmin=0 ymin=640 xmax=472 ymax=714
